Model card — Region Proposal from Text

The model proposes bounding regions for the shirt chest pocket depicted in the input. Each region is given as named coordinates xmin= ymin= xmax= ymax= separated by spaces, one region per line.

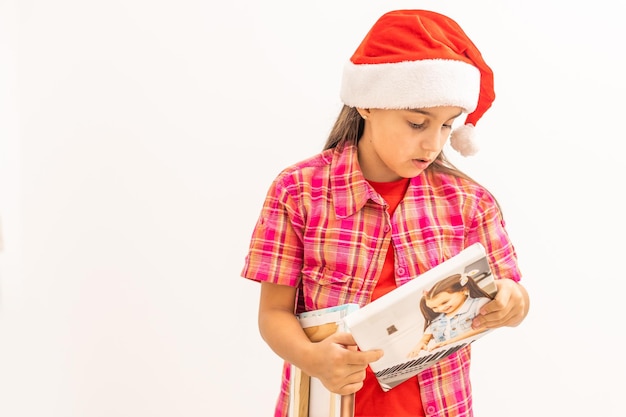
xmin=300 ymin=266 xmax=367 ymax=310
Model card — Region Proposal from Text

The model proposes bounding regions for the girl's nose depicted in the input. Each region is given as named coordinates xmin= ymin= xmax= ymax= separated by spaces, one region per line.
xmin=420 ymin=128 xmax=444 ymax=152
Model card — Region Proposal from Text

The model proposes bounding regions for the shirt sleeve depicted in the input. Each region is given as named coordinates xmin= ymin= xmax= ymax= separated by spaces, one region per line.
xmin=466 ymin=188 xmax=522 ymax=282
xmin=240 ymin=175 xmax=305 ymax=287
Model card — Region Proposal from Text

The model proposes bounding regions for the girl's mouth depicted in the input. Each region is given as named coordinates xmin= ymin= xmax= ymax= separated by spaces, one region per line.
xmin=412 ymin=159 xmax=430 ymax=170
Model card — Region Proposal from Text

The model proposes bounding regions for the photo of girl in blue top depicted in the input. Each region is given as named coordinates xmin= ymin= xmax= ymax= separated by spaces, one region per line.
xmin=408 ymin=274 xmax=494 ymax=357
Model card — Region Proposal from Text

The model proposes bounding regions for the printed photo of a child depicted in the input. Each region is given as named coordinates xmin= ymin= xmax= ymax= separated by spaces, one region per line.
xmin=407 ymin=272 xmax=495 ymax=358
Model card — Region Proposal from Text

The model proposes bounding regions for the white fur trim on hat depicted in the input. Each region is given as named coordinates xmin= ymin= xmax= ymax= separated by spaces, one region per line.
xmin=340 ymin=59 xmax=480 ymax=111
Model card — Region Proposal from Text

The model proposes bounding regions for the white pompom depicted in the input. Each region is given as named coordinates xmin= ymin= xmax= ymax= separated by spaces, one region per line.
xmin=450 ymin=123 xmax=479 ymax=157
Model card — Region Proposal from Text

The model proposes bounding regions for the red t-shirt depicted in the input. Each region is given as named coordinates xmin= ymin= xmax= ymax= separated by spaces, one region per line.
xmin=355 ymin=177 xmax=425 ymax=417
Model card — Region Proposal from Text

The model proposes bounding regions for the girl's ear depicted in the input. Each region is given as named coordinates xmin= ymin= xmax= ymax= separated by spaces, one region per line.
xmin=356 ymin=108 xmax=371 ymax=120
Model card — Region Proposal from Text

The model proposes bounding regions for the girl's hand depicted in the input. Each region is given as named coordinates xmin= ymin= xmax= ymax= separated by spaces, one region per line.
xmin=304 ymin=331 xmax=383 ymax=395
xmin=407 ymin=341 xmax=427 ymax=358
xmin=257 ymin=282 xmax=382 ymax=395
xmin=472 ymin=278 xmax=529 ymax=329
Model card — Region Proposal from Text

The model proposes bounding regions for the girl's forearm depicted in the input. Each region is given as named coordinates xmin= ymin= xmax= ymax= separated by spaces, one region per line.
xmin=257 ymin=281 xmax=318 ymax=374
xmin=259 ymin=307 xmax=318 ymax=373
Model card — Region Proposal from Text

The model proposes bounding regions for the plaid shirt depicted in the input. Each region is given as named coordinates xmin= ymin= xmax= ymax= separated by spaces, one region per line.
xmin=241 ymin=144 xmax=521 ymax=417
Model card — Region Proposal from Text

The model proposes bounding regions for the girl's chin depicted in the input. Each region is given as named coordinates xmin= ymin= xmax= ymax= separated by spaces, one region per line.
xmin=400 ymin=166 xmax=426 ymax=178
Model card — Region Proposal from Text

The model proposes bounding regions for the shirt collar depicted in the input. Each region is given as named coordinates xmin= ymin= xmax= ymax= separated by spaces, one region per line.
xmin=329 ymin=144 xmax=386 ymax=218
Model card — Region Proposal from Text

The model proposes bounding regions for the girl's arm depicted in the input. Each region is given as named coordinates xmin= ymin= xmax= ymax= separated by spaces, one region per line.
xmin=429 ymin=327 xmax=487 ymax=350
xmin=258 ymin=282 xmax=383 ymax=395
xmin=471 ymin=278 xmax=530 ymax=329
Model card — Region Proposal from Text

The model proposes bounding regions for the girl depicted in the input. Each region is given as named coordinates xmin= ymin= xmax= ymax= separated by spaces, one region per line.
xmin=408 ymin=274 xmax=495 ymax=358
xmin=241 ymin=9 xmax=529 ymax=417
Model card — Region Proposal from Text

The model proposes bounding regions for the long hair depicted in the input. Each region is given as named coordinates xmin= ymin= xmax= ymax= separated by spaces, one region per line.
xmin=324 ymin=105 xmax=363 ymax=151
xmin=323 ymin=105 xmax=501 ymax=209
xmin=419 ymin=273 xmax=494 ymax=331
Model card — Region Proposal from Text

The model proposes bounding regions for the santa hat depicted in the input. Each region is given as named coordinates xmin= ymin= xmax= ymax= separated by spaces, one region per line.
xmin=340 ymin=9 xmax=495 ymax=156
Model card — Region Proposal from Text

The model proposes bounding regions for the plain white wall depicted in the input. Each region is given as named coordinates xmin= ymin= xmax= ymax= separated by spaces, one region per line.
xmin=1 ymin=1 xmax=625 ymax=416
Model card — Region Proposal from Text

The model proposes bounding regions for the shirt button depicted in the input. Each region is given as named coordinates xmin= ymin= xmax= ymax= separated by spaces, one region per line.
xmin=426 ymin=405 xmax=436 ymax=415
xmin=383 ymin=225 xmax=391 ymax=233
xmin=396 ymin=267 xmax=406 ymax=276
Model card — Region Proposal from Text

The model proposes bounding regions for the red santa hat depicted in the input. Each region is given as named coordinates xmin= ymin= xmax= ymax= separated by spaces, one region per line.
xmin=340 ymin=9 xmax=495 ymax=156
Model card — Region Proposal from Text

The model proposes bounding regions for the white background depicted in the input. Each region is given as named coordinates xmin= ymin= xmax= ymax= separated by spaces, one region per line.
xmin=1 ymin=1 xmax=625 ymax=416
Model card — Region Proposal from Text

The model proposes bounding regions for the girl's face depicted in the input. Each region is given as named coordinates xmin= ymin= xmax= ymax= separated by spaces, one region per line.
xmin=425 ymin=290 xmax=467 ymax=316
xmin=356 ymin=106 xmax=463 ymax=182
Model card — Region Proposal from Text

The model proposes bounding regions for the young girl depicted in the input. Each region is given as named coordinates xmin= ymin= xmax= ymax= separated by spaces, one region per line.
xmin=408 ymin=274 xmax=495 ymax=358
xmin=241 ymin=9 xmax=529 ymax=417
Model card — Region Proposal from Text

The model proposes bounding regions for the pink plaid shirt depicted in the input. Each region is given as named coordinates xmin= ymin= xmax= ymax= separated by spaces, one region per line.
xmin=241 ymin=144 xmax=521 ymax=417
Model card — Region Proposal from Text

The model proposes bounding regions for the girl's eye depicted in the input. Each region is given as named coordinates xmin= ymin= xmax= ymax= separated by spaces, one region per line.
xmin=442 ymin=124 xmax=453 ymax=130
xmin=409 ymin=122 xmax=425 ymax=129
